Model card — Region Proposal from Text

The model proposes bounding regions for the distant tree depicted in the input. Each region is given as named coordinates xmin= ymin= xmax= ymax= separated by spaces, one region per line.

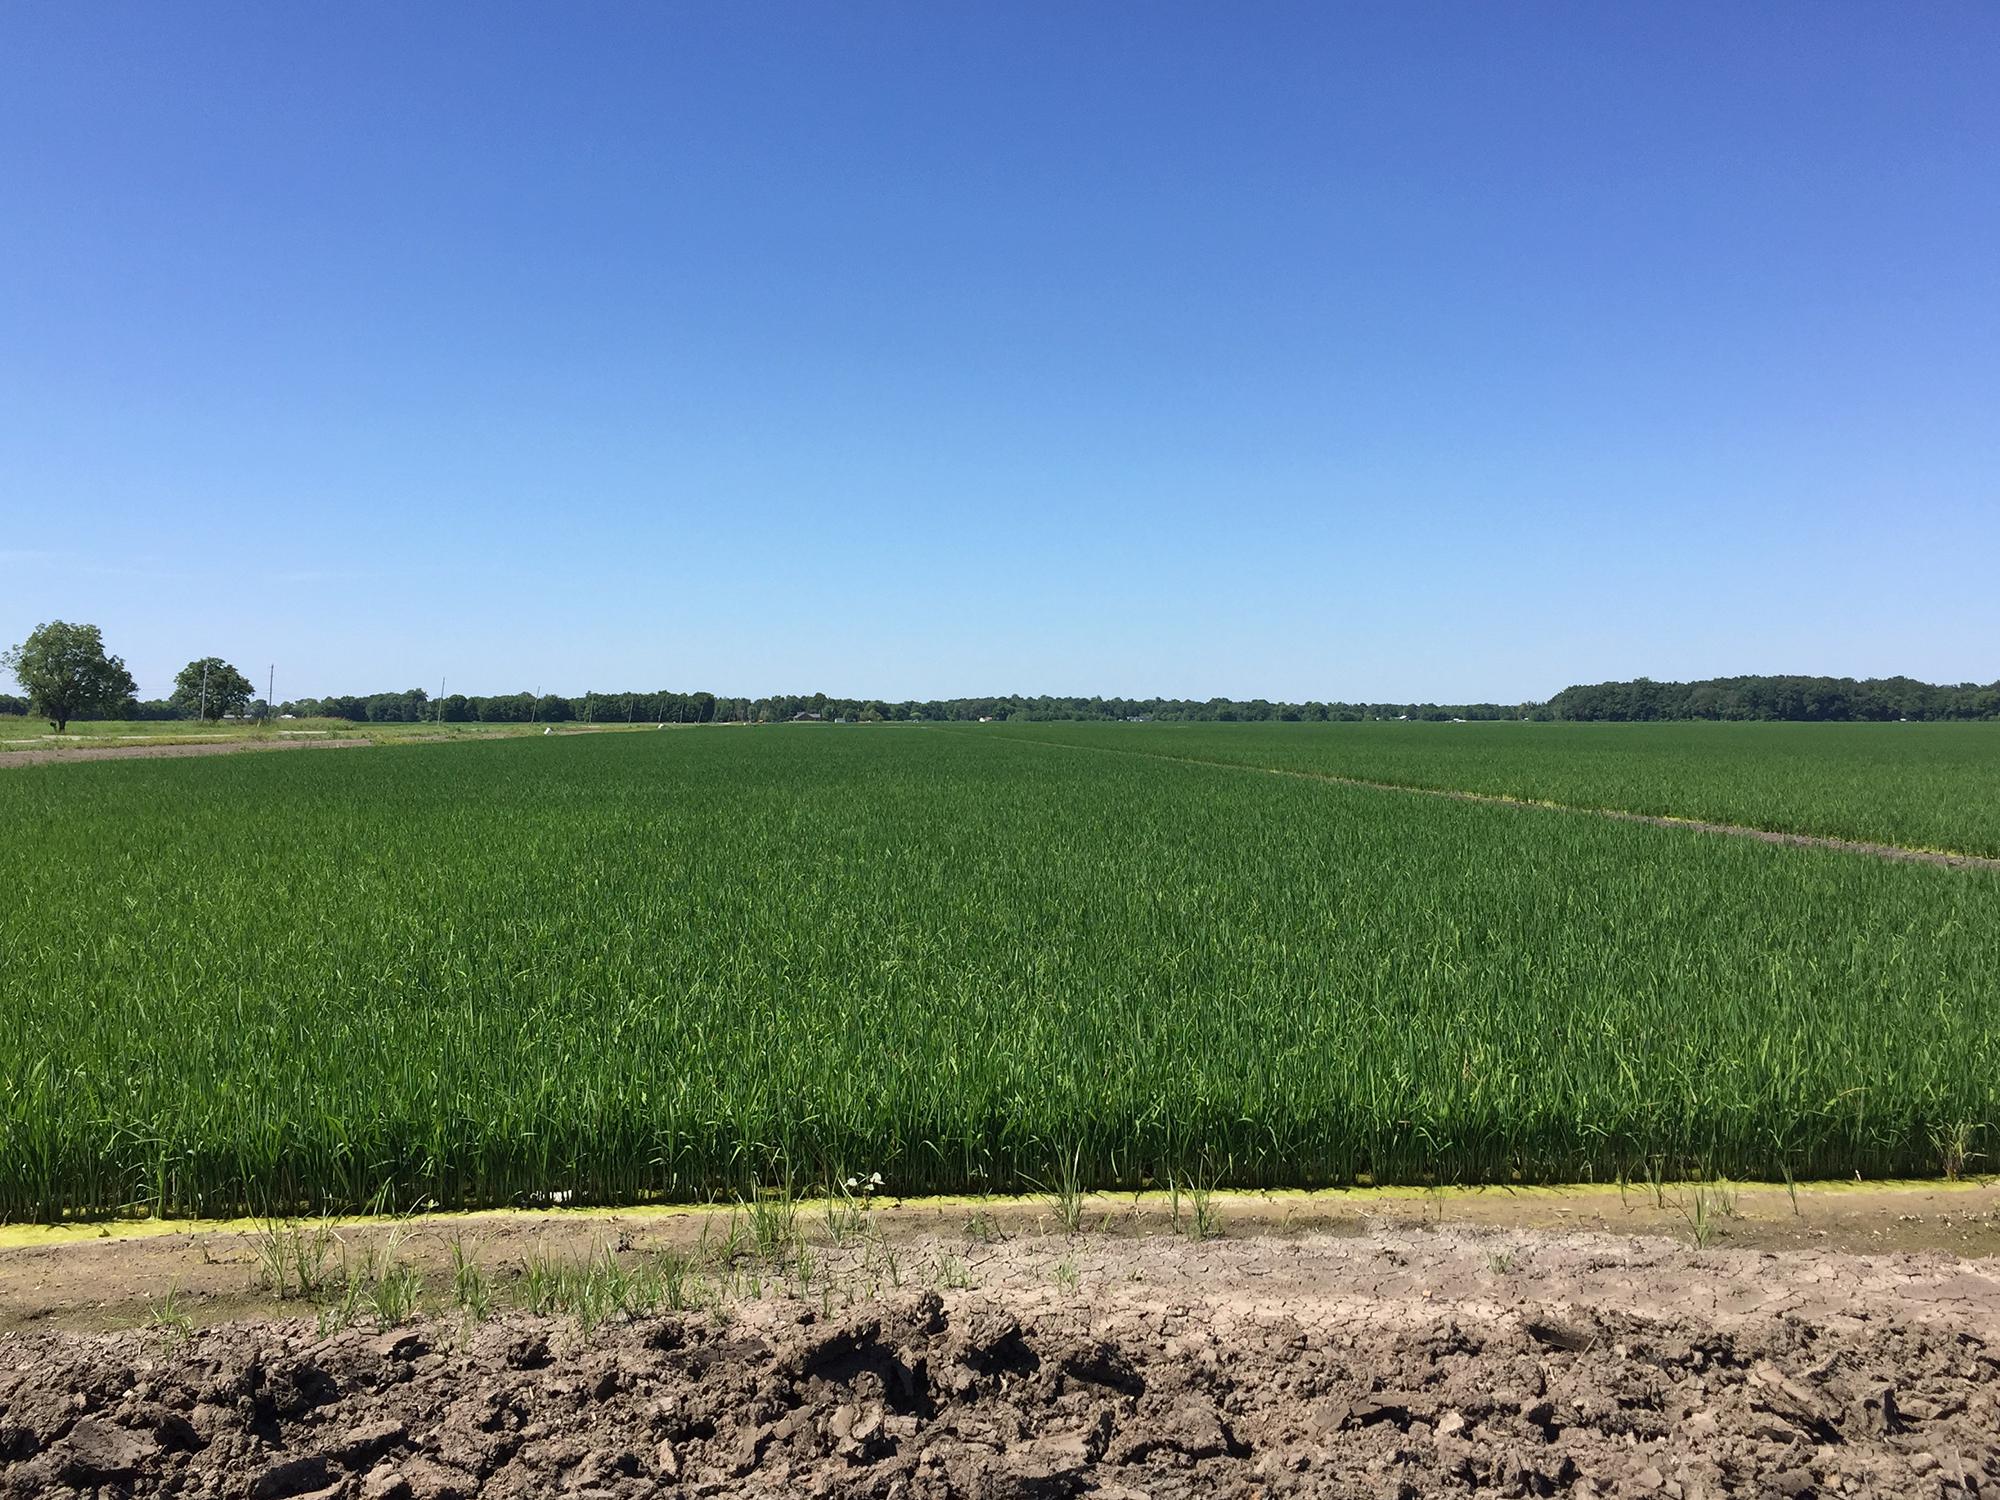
xmin=1543 ymin=673 xmax=2000 ymax=722
xmin=172 ymin=657 xmax=255 ymax=721
xmin=364 ymin=690 xmax=428 ymax=723
xmin=478 ymin=693 xmax=534 ymax=723
xmin=2 ymin=621 xmax=137 ymax=732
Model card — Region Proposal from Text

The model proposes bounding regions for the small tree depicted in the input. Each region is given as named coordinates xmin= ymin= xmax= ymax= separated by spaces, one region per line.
xmin=1 ymin=621 xmax=137 ymax=732
xmin=172 ymin=657 xmax=255 ymax=721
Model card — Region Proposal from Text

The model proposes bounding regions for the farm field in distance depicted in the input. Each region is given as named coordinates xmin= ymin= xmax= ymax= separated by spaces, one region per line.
xmin=976 ymin=720 xmax=2000 ymax=858
xmin=2 ymin=722 xmax=1996 ymax=1221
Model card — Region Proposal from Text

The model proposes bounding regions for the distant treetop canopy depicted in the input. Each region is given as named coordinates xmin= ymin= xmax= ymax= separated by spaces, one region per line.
xmin=270 ymin=691 xmax=1531 ymax=725
xmin=8 ymin=673 xmax=1993 ymax=728
xmin=259 ymin=676 xmax=1997 ymax=725
xmin=1544 ymin=675 xmax=1999 ymax=723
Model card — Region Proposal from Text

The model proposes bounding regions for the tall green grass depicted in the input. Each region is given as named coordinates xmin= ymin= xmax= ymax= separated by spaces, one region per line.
xmin=0 ymin=727 xmax=1994 ymax=1218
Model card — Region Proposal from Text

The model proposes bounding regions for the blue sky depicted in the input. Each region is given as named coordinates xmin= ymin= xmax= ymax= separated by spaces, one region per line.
xmin=3 ymin=4 xmax=1995 ymax=703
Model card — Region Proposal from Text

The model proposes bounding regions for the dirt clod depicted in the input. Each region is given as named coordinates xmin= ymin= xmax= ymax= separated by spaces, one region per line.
xmin=52 ymin=1416 xmax=159 ymax=1485
xmin=5 ymin=1224 xmax=2000 ymax=1497
xmin=248 ymin=1453 xmax=335 ymax=1498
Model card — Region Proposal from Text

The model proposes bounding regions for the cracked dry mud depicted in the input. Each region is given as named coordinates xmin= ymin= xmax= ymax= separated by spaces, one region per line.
xmin=4 ymin=1223 xmax=1999 ymax=1499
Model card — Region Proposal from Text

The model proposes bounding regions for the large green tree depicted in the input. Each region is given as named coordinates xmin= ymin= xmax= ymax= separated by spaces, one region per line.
xmin=1 ymin=621 xmax=137 ymax=732
xmin=172 ymin=657 xmax=256 ymax=721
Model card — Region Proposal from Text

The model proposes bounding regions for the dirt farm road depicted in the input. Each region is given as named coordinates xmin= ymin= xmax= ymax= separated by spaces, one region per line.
xmin=0 ymin=739 xmax=372 ymax=769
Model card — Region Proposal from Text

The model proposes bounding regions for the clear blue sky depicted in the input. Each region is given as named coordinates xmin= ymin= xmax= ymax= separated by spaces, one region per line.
xmin=3 ymin=4 xmax=1995 ymax=704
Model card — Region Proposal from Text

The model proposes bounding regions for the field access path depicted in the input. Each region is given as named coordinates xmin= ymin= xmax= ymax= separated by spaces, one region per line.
xmin=963 ymin=727 xmax=2000 ymax=874
xmin=0 ymin=738 xmax=372 ymax=769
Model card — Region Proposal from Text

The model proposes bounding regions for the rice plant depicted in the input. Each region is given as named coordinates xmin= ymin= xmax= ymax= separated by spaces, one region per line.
xmin=370 ymin=1264 xmax=423 ymax=1326
xmin=1166 ymin=1160 xmax=1223 ymax=1241
xmin=515 ymin=1241 xmax=702 ymax=1330
xmin=253 ymin=1220 xmax=337 ymax=1300
xmin=1679 ymin=1184 xmax=1735 ymax=1250
xmin=450 ymin=1236 xmax=492 ymax=1322
xmin=636 ymin=1248 xmax=697 ymax=1312
xmin=964 ymin=1210 xmax=1003 ymax=1244
xmin=1187 ymin=1181 xmax=1222 ymax=1243
xmin=1933 ymin=1120 xmax=1978 ymax=1180
xmin=998 ymin=719 xmax=2000 ymax=857
xmin=933 ymin=1252 xmax=972 ymax=1289
xmin=145 ymin=1286 xmax=194 ymax=1352
xmin=1035 ymin=1146 xmax=1087 ymax=1235
xmin=315 ymin=1269 xmax=367 ymax=1337
xmin=746 ymin=1179 xmax=799 ymax=1260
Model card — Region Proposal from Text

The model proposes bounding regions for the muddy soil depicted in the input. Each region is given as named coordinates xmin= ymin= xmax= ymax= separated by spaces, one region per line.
xmin=4 ymin=1217 xmax=1999 ymax=1498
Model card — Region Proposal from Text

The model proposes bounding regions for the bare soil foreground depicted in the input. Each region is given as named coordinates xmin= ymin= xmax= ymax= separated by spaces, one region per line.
xmin=4 ymin=1188 xmax=1999 ymax=1498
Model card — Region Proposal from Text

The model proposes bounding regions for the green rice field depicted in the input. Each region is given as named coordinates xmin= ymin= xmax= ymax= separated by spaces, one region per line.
xmin=2 ymin=723 xmax=1996 ymax=1219
xmin=978 ymin=720 xmax=2000 ymax=858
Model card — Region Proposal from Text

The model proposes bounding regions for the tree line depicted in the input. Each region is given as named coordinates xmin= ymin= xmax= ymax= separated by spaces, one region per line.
xmin=277 ymin=690 xmax=1532 ymax=724
xmin=1545 ymin=675 xmax=2000 ymax=722
xmin=283 ymin=689 xmax=721 ymax=724
xmin=5 ymin=621 xmax=1996 ymax=729
xmin=225 ymin=679 xmax=2000 ymax=724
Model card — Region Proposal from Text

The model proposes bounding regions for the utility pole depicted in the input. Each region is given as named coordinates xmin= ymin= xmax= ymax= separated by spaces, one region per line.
xmin=267 ymin=664 xmax=275 ymax=720
xmin=439 ymin=675 xmax=446 ymax=726
xmin=200 ymin=661 xmax=209 ymax=722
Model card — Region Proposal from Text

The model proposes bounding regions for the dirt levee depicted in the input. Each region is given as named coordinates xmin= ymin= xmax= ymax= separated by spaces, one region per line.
xmin=4 ymin=1222 xmax=1999 ymax=1497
